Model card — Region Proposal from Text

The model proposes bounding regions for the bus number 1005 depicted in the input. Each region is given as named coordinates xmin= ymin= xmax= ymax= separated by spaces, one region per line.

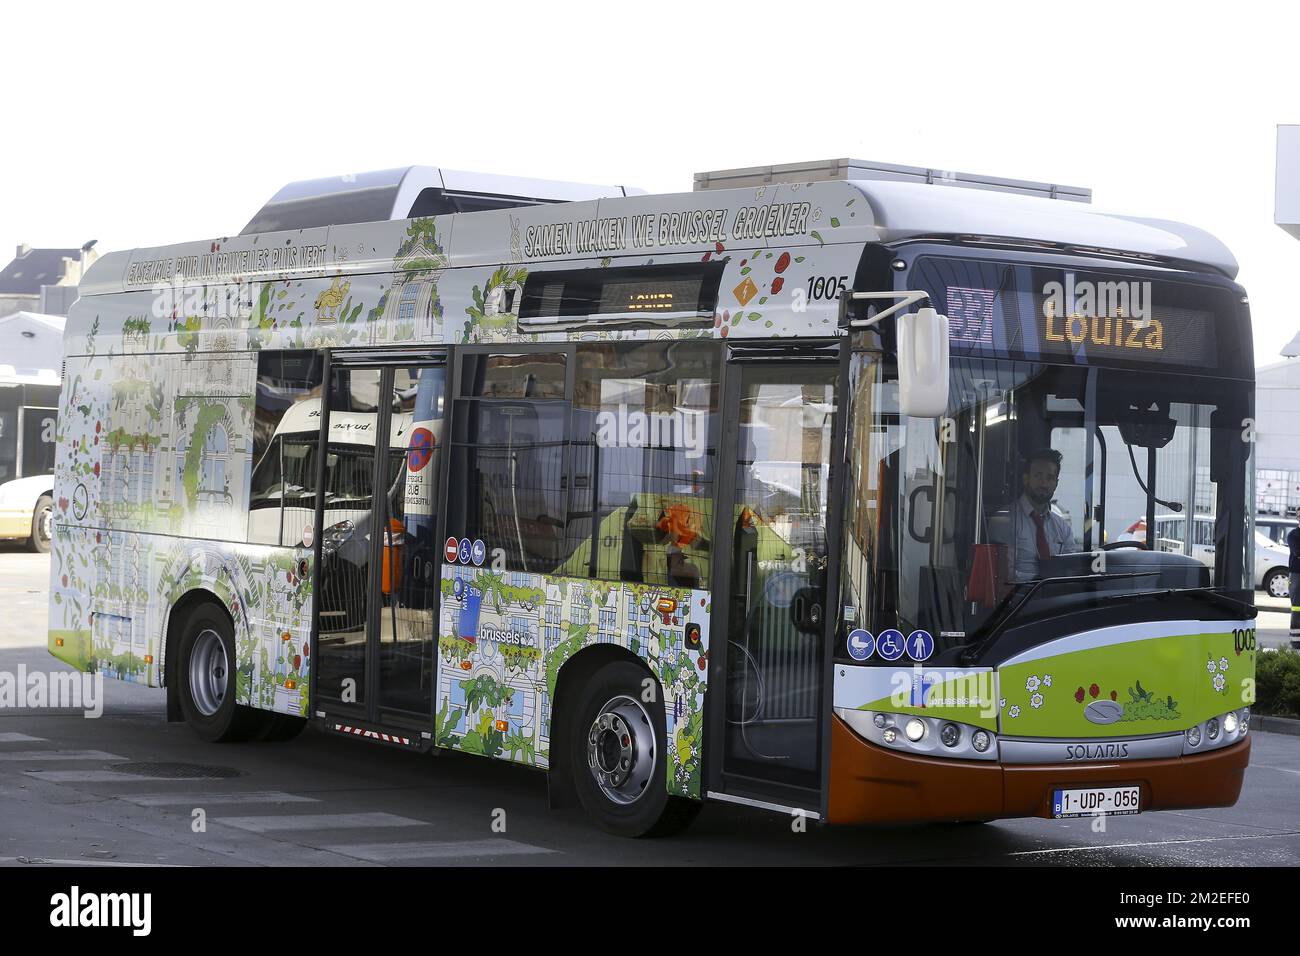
xmin=807 ymin=275 xmax=848 ymax=301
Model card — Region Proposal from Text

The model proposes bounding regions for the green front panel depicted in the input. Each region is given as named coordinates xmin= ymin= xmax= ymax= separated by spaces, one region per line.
xmin=998 ymin=626 xmax=1256 ymax=737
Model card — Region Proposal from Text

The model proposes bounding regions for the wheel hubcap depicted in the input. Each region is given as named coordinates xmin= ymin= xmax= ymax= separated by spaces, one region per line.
xmin=189 ymin=629 xmax=228 ymax=717
xmin=587 ymin=695 xmax=654 ymax=805
xmin=1272 ymin=576 xmax=1289 ymax=599
xmin=38 ymin=508 xmax=52 ymax=542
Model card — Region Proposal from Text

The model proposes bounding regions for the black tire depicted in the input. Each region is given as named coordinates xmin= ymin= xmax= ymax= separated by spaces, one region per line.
xmin=28 ymin=495 xmax=52 ymax=554
xmin=568 ymin=660 xmax=701 ymax=837
xmin=175 ymin=603 xmax=270 ymax=742
xmin=1264 ymin=568 xmax=1290 ymax=601
xmin=259 ymin=714 xmax=307 ymax=742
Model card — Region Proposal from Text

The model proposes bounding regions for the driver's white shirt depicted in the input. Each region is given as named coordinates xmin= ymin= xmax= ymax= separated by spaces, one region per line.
xmin=987 ymin=494 xmax=1078 ymax=583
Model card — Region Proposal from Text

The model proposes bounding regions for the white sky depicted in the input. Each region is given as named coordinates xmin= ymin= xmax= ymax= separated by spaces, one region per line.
xmin=4 ymin=0 xmax=1297 ymax=365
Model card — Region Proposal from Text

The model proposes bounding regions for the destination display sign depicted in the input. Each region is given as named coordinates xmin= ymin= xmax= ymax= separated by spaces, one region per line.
xmin=917 ymin=259 xmax=1225 ymax=370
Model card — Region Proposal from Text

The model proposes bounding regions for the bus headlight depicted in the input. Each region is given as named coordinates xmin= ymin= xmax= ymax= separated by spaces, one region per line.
xmin=835 ymin=709 xmax=997 ymax=761
xmin=1183 ymin=708 xmax=1248 ymax=755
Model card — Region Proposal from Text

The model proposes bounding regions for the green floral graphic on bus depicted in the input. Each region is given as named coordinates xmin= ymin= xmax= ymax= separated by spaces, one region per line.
xmin=437 ymin=564 xmax=709 ymax=799
xmin=997 ymin=628 xmax=1252 ymax=737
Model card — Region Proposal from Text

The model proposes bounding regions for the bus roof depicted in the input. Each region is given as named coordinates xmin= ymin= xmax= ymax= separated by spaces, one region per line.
xmin=695 ymin=157 xmax=1093 ymax=203
xmin=80 ymin=169 xmax=1238 ymax=301
xmin=240 ymin=165 xmax=642 ymax=236
xmin=849 ymin=179 xmax=1237 ymax=277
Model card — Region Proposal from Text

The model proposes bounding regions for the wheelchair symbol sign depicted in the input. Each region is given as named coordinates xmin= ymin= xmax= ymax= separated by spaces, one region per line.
xmin=877 ymin=629 xmax=905 ymax=661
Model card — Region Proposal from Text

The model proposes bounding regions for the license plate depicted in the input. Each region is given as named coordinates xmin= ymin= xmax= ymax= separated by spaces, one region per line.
xmin=1052 ymin=785 xmax=1141 ymax=818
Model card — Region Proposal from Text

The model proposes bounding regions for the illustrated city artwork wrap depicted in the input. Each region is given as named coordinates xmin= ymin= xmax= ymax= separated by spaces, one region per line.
xmin=437 ymin=566 xmax=710 ymax=799
xmin=49 ymin=183 xmax=863 ymax=794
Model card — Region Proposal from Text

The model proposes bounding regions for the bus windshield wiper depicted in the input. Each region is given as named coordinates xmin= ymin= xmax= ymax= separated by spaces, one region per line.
xmin=1161 ymin=587 xmax=1256 ymax=619
xmin=959 ymin=571 xmax=1160 ymax=665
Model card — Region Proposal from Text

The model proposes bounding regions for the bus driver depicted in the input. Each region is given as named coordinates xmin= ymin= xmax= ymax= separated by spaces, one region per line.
xmin=988 ymin=448 xmax=1078 ymax=583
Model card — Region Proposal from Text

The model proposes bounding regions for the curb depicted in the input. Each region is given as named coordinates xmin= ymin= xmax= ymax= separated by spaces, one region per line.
xmin=1254 ymin=714 xmax=1300 ymax=737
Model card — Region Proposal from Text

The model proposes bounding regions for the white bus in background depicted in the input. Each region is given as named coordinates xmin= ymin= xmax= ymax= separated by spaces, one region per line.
xmin=0 ymin=368 xmax=61 ymax=552
xmin=0 ymin=311 xmax=65 ymax=552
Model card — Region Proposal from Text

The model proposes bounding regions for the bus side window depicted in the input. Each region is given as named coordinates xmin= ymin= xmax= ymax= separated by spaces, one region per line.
xmin=248 ymin=350 xmax=326 ymax=546
xmin=568 ymin=342 xmax=720 ymax=588
xmin=448 ymin=352 xmax=570 ymax=575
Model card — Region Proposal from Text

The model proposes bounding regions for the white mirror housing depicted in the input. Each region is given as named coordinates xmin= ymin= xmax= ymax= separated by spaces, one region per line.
xmin=897 ymin=307 xmax=950 ymax=418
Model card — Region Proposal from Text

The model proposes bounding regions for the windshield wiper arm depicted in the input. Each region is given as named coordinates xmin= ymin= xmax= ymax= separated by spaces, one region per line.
xmin=1161 ymin=587 xmax=1256 ymax=619
xmin=960 ymin=571 xmax=1160 ymax=665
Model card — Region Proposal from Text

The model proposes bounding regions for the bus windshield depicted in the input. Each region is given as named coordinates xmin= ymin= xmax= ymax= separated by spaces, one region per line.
xmin=842 ymin=352 xmax=1253 ymax=655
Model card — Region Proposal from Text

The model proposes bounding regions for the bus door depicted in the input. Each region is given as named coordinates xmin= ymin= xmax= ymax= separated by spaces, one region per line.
xmin=313 ymin=354 xmax=449 ymax=731
xmin=708 ymin=344 xmax=843 ymax=812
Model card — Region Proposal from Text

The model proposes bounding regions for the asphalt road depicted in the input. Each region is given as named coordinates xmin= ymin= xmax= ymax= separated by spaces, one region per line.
xmin=2 ymin=546 xmax=1298 ymax=867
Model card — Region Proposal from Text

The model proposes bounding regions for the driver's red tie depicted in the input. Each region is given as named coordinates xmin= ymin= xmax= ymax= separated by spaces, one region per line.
xmin=1030 ymin=511 xmax=1051 ymax=561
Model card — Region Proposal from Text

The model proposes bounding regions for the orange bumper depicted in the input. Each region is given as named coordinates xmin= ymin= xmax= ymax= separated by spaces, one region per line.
xmin=827 ymin=714 xmax=1251 ymax=825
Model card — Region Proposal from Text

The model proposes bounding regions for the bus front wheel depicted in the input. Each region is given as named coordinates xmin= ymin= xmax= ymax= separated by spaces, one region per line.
xmin=569 ymin=661 xmax=700 ymax=837
xmin=175 ymin=604 xmax=267 ymax=743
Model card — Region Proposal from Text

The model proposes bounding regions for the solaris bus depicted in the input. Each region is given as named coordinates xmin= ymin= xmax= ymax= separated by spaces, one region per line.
xmin=48 ymin=159 xmax=1256 ymax=835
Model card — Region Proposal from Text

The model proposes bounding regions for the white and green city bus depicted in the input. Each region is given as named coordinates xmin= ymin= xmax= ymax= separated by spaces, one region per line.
xmin=48 ymin=160 xmax=1257 ymax=835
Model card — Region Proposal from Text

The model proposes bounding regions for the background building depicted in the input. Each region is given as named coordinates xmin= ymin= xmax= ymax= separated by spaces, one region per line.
xmin=0 ymin=241 xmax=97 ymax=318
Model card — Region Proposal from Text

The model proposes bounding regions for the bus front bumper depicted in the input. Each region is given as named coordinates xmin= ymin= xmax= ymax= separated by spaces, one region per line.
xmin=826 ymin=714 xmax=1251 ymax=825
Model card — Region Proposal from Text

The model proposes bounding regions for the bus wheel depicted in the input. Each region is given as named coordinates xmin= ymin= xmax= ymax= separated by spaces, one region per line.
xmin=176 ymin=604 xmax=266 ymax=742
xmin=28 ymin=496 xmax=52 ymax=554
xmin=569 ymin=661 xmax=700 ymax=837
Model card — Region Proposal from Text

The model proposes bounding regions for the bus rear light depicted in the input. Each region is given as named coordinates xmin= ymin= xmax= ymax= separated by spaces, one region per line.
xmin=655 ymin=598 xmax=677 ymax=614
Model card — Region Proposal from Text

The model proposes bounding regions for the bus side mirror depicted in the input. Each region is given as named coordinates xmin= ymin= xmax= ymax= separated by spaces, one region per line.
xmin=898 ymin=307 xmax=950 ymax=418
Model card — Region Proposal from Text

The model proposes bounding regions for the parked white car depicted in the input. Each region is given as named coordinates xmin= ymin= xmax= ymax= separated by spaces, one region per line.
xmin=1119 ymin=513 xmax=1290 ymax=598
xmin=1255 ymin=514 xmax=1295 ymax=549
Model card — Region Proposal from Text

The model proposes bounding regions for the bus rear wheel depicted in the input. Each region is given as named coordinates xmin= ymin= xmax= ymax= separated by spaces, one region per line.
xmin=28 ymin=495 xmax=52 ymax=554
xmin=569 ymin=661 xmax=700 ymax=837
xmin=175 ymin=604 xmax=268 ymax=742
